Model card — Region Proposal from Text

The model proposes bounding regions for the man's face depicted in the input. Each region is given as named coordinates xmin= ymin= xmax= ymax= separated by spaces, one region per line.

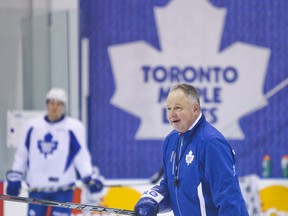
xmin=46 ymin=100 xmax=65 ymax=121
xmin=166 ymin=89 xmax=199 ymax=133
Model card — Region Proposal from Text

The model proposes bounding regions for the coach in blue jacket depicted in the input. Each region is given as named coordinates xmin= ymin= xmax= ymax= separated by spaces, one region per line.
xmin=135 ymin=83 xmax=248 ymax=216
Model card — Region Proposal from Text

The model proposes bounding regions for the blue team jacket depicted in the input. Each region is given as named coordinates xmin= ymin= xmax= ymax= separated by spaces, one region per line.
xmin=157 ymin=115 xmax=248 ymax=216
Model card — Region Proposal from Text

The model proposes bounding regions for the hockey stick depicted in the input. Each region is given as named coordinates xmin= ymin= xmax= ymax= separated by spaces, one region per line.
xmin=105 ymin=166 xmax=164 ymax=187
xmin=0 ymin=194 xmax=136 ymax=215
xmin=21 ymin=167 xmax=164 ymax=193
xmin=27 ymin=167 xmax=164 ymax=192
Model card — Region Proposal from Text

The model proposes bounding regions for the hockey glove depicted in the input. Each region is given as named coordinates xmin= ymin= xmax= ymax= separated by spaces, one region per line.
xmin=83 ymin=176 xmax=103 ymax=193
xmin=134 ymin=189 xmax=164 ymax=216
xmin=6 ymin=170 xmax=22 ymax=196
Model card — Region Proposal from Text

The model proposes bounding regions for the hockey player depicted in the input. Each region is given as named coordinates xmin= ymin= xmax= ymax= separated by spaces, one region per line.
xmin=6 ymin=87 xmax=103 ymax=216
xmin=134 ymin=83 xmax=248 ymax=215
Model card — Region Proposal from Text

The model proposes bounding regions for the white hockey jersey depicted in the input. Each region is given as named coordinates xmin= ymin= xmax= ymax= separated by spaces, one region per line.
xmin=12 ymin=115 xmax=93 ymax=189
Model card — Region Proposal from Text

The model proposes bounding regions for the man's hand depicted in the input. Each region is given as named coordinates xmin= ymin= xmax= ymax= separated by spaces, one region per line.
xmin=6 ymin=170 xmax=22 ymax=196
xmin=134 ymin=189 xmax=164 ymax=216
xmin=83 ymin=176 xmax=103 ymax=193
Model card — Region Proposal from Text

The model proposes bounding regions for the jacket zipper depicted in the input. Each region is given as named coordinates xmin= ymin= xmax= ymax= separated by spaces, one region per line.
xmin=175 ymin=135 xmax=184 ymax=216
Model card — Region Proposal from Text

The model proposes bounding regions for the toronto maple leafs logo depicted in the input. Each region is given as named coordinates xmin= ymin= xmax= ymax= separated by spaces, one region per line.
xmin=186 ymin=150 xmax=194 ymax=165
xmin=108 ymin=0 xmax=270 ymax=140
xmin=38 ymin=133 xmax=58 ymax=158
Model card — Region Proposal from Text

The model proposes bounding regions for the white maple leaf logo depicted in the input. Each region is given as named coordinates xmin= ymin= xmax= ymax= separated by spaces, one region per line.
xmin=108 ymin=0 xmax=270 ymax=140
